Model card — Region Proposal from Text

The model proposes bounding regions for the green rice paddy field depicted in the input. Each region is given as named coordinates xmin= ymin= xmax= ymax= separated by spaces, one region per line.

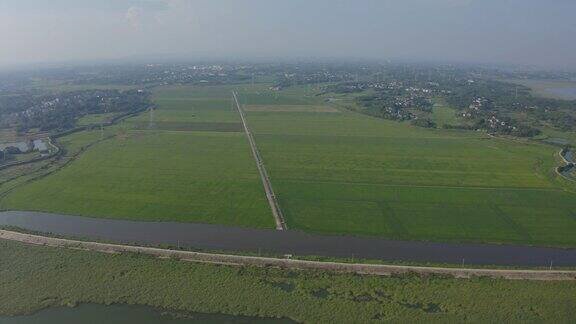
xmin=237 ymin=86 xmax=576 ymax=247
xmin=1 ymin=84 xmax=576 ymax=246
xmin=0 ymin=85 xmax=272 ymax=228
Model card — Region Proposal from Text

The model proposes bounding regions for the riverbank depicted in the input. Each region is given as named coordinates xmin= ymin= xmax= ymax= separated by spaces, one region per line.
xmin=2 ymin=229 xmax=575 ymax=280
xmin=3 ymin=211 xmax=576 ymax=268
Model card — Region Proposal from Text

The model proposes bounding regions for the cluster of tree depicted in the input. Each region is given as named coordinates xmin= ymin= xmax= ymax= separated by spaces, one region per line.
xmin=444 ymin=79 xmax=576 ymax=134
xmin=511 ymin=125 xmax=542 ymax=137
xmin=2 ymin=64 xmax=254 ymax=87
xmin=411 ymin=118 xmax=437 ymax=128
xmin=0 ymin=93 xmax=39 ymax=117
xmin=9 ymin=90 xmax=151 ymax=134
xmin=2 ymin=146 xmax=23 ymax=154
xmin=0 ymin=146 xmax=24 ymax=163
xmin=443 ymin=124 xmax=476 ymax=130
xmin=353 ymin=88 xmax=433 ymax=124
xmin=443 ymin=119 xmax=541 ymax=137
xmin=323 ymin=82 xmax=367 ymax=94
xmin=355 ymin=94 xmax=413 ymax=121
xmin=531 ymin=109 xmax=576 ymax=132
xmin=274 ymin=71 xmax=355 ymax=89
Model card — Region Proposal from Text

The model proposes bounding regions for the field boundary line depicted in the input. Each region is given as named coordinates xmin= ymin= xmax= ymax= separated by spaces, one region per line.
xmin=1 ymin=229 xmax=575 ymax=281
xmin=251 ymin=132 xmax=488 ymax=140
xmin=232 ymin=91 xmax=287 ymax=230
xmin=490 ymin=205 xmax=533 ymax=242
xmin=377 ymin=201 xmax=409 ymax=239
xmin=274 ymin=178 xmax=561 ymax=192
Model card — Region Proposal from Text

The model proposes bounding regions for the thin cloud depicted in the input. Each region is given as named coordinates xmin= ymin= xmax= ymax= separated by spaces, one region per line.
xmin=125 ymin=6 xmax=145 ymax=29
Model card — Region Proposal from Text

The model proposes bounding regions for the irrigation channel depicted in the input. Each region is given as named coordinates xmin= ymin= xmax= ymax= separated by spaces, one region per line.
xmin=232 ymin=91 xmax=286 ymax=230
xmin=2 ymin=211 xmax=576 ymax=272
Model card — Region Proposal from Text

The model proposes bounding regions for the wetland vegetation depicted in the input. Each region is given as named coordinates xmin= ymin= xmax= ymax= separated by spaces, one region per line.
xmin=2 ymin=240 xmax=576 ymax=323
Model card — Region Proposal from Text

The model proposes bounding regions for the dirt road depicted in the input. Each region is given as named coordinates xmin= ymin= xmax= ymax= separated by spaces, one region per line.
xmin=232 ymin=91 xmax=286 ymax=230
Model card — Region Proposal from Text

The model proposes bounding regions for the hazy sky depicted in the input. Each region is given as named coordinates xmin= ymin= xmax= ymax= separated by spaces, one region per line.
xmin=0 ymin=0 xmax=575 ymax=68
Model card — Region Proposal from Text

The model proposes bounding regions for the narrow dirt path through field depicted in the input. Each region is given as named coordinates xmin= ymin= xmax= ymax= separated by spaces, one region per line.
xmin=232 ymin=91 xmax=286 ymax=230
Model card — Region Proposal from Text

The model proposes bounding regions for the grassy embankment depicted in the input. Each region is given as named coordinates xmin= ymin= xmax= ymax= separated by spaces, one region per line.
xmin=237 ymin=85 xmax=576 ymax=247
xmin=0 ymin=85 xmax=273 ymax=228
xmin=2 ymin=239 xmax=576 ymax=323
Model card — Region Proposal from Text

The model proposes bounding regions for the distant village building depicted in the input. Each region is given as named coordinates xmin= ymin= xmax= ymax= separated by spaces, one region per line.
xmin=0 ymin=141 xmax=31 ymax=153
xmin=33 ymin=139 xmax=49 ymax=153
xmin=0 ymin=139 xmax=50 ymax=155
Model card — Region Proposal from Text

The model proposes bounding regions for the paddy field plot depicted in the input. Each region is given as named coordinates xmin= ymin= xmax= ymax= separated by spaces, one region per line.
xmin=237 ymin=86 xmax=576 ymax=247
xmin=0 ymin=85 xmax=273 ymax=228
xmin=3 ymin=83 xmax=576 ymax=246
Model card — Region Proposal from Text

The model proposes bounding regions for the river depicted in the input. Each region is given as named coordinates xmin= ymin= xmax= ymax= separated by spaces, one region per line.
xmin=2 ymin=211 xmax=576 ymax=267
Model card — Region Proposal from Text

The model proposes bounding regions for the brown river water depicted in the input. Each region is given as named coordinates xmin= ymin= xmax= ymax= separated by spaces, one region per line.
xmin=2 ymin=211 xmax=576 ymax=267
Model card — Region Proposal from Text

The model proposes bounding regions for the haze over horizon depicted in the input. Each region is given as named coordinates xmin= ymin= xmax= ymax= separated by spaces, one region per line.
xmin=1 ymin=0 xmax=575 ymax=69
